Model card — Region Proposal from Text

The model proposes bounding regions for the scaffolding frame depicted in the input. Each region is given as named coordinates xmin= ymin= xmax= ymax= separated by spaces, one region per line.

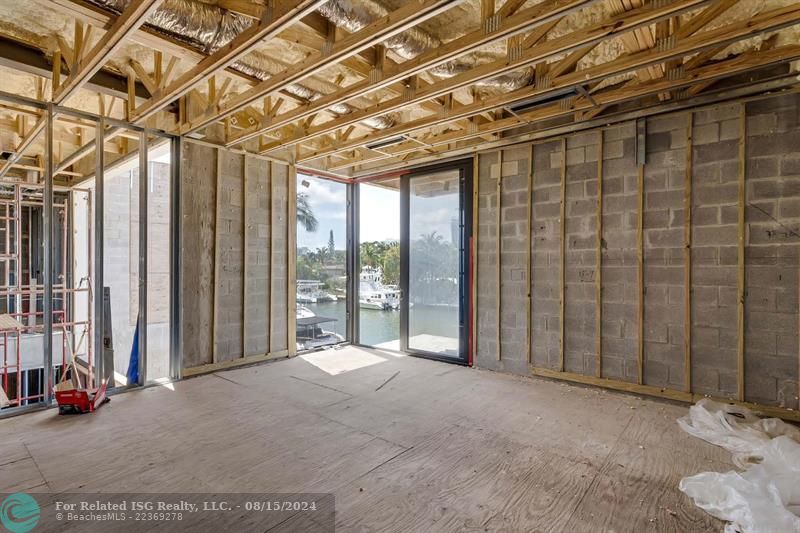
xmin=0 ymin=90 xmax=181 ymax=416
xmin=0 ymin=184 xmax=92 ymax=407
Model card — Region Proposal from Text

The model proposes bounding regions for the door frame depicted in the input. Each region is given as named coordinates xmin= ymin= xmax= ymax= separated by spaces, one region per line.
xmin=399 ymin=159 xmax=473 ymax=365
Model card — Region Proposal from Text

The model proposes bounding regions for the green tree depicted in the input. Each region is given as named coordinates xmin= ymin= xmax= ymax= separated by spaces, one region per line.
xmin=360 ymin=241 xmax=381 ymax=269
xmin=328 ymin=229 xmax=335 ymax=256
xmin=382 ymin=243 xmax=400 ymax=285
xmin=297 ymin=192 xmax=318 ymax=232
xmin=296 ymin=254 xmax=319 ymax=281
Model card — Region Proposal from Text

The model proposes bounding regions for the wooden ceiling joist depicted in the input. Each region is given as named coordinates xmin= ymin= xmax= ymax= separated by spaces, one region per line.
xmin=227 ymin=0 xmax=598 ymax=147
xmin=333 ymin=45 xmax=800 ymax=170
xmin=182 ymin=0 xmax=461 ymax=135
xmin=53 ymin=126 xmax=128 ymax=175
xmin=295 ymin=3 xmax=800 ymax=163
xmin=47 ymin=0 xmax=311 ymax=107
xmin=0 ymin=115 xmax=47 ymax=179
xmin=260 ymin=0 xmax=715 ymax=155
xmin=52 ymin=0 xmax=164 ymax=104
xmin=130 ymin=0 xmax=328 ymax=123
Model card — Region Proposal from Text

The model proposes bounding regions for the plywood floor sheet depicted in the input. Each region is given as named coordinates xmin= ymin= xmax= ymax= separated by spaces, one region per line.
xmin=0 ymin=346 xmax=732 ymax=531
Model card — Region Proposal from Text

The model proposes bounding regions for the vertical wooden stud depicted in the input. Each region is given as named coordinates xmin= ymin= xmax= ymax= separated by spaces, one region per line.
xmin=472 ymin=155 xmax=479 ymax=364
xmin=595 ymin=131 xmax=603 ymax=378
xmin=481 ymin=0 xmax=496 ymax=23
xmin=496 ymin=150 xmax=502 ymax=361
xmin=637 ymin=162 xmax=645 ymax=385
xmin=212 ymin=149 xmax=221 ymax=364
xmin=267 ymin=161 xmax=273 ymax=354
xmin=737 ymin=103 xmax=746 ymax=401
xmin=52 ymin=51 xmax=62 ymax=98
xmin=242 ymin=155 xmax=249 ymax=358
xmin=526 ymin=144 xmax=533 ymax=363
xmin=127 ymin=74 xmax=135 ymax=121
xmin=74 ymin=21 xmax=84 ymax=63
xmin=559 ymin=137 xmax=566 ymax=372
xmin=684 ymin=112 xmax=694 ymax=392
xmin=288 ymin=164 xmax=298 ymax=356
xmin=272 ymin=162 xmax=281 ymax=355
xmin=153 ymin=50 xmax=163 ymax=86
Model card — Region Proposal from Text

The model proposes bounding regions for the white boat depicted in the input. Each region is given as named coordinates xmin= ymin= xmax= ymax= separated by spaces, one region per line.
xmin=297 ymin=280 xmax=339 ymax=303
xmin=359 ymin=280 xmax=399 ymax=311
xmin=296 ymin=305 xmax=344 ymax=350
xmin=296 ymin=292 xmax=318 ymax=304
xmin=316 ymin=292 xmax=338 ymax=302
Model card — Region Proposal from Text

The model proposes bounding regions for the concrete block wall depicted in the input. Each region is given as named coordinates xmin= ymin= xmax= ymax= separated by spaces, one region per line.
xmin=564 ymin=132 xmax=600 ymax=376
xmin=475 ymin=92 xmax=800 ymax=411
xmin=643 ymin=114 xmax=688 ymax=390
xmin=499 ymin=146 xmax=530 ymax=375
xmin=476 ymin=151 xmax=498 ymax=366
xmin=181 ymin=143 xmax=292 ymax=370
xmin=181 ymin=142 xmax=216 ymax=368
xmin=599 ymin=122 xmax=639 ymax=383
xmin=530 ymin=140 xmax=562 ymax=370
xmin=743 ymin=93 xmax=800 ymax=407
xmin=269 ymin=163 xmax=289 ymax=353
xmin=216 ymin=150 xmax=245 ymax=362
xmin=244 ymin=156 xmax=271 ymax=357
xmin=690 ymin=104 xmax=741 ymax=398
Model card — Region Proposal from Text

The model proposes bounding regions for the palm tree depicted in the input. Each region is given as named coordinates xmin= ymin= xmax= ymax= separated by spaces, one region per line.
xmin=297 ymin=192 xmax=318 ymax=232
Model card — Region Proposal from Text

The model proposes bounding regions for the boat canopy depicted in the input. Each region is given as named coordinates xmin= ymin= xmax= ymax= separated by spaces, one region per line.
xmin=297 ymin=316 xmax=338 ymax=327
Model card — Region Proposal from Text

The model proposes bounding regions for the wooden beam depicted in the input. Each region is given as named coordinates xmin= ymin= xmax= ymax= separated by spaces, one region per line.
xmin=279 ymin=0 xmax=716 ymax=158
xmin=212 ymin=148 xmax=222 ymax=364
xmin=637 ymin=161 xmax=645 ymax=385
xmin=496 ymin=150 xmax=503 ymax=361
xmin=183 ymin=0 xmax=460 ymax=134
xmin=301 ymin=0 xmax=800 ymax=164
xmin=49 ymin=0 xmax=293 ymax=96
xmin=481 ymin=0 xmax=496 ymax=22
xmin=559 ymin=138 xmax=566 ymax=372
xmin=53 ymin=126 xmax=127 ymax=175
xmin=353 ymin=77 xmax=799 ymax=177
xmin=183 ymin=350 xmax=289 ymax=377
xmin=52 ymin=50 xmax=62 ymax=98
xmin=53 ymin=0 xmax=163 ymax=104
xmin=526 ymin=144 xmax=533 ymax=364
xmin=0 ymin=115 xmax=48 ymax=179
xmin=268 ymin=161 xmax=275 ymax=354
xmin=335 ymin=44 xmax=800 ymax=170
xmin=684 ymin=112 xmax=693 ymax=392
xmin=498 ymin=0 xmax=528 ymax=18
xmin=595 ymin=130 xmax=603 ymax=378
xmin=229 ymin=0 xmax=595 ymax=146
xmin=737 ymin=103 xmax=746 ymax=401
xmin=529 ymin=365 xmax=800 ymax=423
xmin=678 ymin=0 xmax=739 ymax=39
xmin=131 ymin=0 xmax=326 ymax=122
xmin=242 ymin=154 xmax=249 ymax=358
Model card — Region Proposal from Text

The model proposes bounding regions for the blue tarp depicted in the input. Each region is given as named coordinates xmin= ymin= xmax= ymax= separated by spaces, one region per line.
xmin=126 ymin=318 xmax=139 ymax=385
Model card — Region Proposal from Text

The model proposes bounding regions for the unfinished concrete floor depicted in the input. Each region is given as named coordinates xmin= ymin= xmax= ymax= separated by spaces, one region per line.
xmin=0 ymin=346 xmax=731 ymax=531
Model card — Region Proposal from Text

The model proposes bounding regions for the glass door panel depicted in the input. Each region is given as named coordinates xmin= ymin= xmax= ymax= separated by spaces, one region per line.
xmin=403 ymin=168 xmax=465 ymax=361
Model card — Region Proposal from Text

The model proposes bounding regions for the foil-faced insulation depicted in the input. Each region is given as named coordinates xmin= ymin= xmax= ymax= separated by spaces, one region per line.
xmin=318 ymin=0 xmax=533 ymax=89
xmin=85 ymin=0 xmax=396 ymax=129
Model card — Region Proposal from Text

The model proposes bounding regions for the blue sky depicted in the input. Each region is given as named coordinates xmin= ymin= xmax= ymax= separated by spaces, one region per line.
xmin=297 ymin=174 xmax=349 ymax=250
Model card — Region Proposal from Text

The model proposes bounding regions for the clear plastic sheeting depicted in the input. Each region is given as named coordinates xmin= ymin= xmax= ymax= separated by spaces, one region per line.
xmin=677 ymin=399 xmax=800 ymax=533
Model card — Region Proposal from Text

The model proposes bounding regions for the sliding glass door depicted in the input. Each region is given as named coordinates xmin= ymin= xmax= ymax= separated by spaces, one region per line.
xmin=400 ymin=162 xmax=471 ymax=363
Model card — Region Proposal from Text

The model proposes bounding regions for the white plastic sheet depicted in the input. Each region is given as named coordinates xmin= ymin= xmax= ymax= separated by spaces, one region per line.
xmin=677 ymin=399 xmax=800 ymax=533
